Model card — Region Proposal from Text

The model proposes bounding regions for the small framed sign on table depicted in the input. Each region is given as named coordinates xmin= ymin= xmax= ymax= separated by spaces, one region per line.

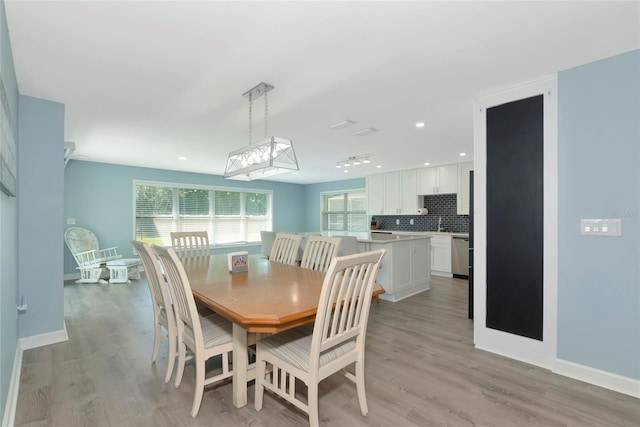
xmin=228 ymin=251 xmax=249 ymax=273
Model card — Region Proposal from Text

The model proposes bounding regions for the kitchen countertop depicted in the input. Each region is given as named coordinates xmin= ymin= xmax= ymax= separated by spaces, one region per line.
xmin=378 ymin=230 xmax=469 ymax=238
xmin=312 ymin=231 xmax=431 ymax=244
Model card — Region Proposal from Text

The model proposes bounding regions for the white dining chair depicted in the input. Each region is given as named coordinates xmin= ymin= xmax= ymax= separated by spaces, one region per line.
xmin=335 ymin=236 xmax=361 ymax=257
xmin=132 ymin=240 xmax=177 ymax=384
xmin=260 ymin=230 xmax=276 ymax=259
xmin=270 ymin=233 xmax=303 ymax=265
xmin=170 ymin=231 xmax=211 ymax=258
xmin=300 ymin=235 xmax=342 ymax=272
xmin=254 ymin=249 xmax=386 ymax=427
xmin=152 ymin=244 xmax=233 ymax=417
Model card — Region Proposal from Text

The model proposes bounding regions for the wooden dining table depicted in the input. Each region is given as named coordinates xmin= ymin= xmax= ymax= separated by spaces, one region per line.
xmin=182 ymin=253 xmax=385 ymax=408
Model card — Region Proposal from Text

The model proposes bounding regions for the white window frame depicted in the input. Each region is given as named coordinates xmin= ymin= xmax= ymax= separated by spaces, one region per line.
xmin=320 ymin=189 xmax=367 ymax=232
xmin=133 ymin=180 xmax=272 ymax=247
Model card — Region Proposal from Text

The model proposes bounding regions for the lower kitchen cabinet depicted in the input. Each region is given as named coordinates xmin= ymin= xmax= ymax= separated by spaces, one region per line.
xmin=362 ymin=237 xmax=431 ymax=302
xmin=430 ymin=235 xmax=452 ymax=277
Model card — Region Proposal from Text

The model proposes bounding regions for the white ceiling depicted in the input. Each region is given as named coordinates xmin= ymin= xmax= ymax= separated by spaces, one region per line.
xmin=5 ymin=1 xmax=639 ymax=184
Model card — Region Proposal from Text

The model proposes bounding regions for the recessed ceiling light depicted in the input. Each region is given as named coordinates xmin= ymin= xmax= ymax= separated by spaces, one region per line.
xmin=178 ymin=156 xmax=187 ymax=160
xmin=416 ymin=122 xmax=425 ymax=128
xmin=362 ymin=159 xmax=371 ymax=164
xmin=424 ymin=162 xmax=430 ymax=166
xmin=343 ymin=162 xmax=351 ymax=167
xmin=344 ymin=170 xmax=349 ymax=173
xmin=329 ymin=119 xmax=356 ymax=130
xmin=376 ymin=165 xmax=382 ymax=168
xmin=292 ymin=172 xmax=298 ymax=175
xmin=336 ymin=164 xmax=342 ymax=168
xmin=353 ymin=161 xmax=360 ymax=165
xmin=459 ymin=152 xmax=467 ymax=156
xmin=351 ymin=127 xmax=378 ymax=137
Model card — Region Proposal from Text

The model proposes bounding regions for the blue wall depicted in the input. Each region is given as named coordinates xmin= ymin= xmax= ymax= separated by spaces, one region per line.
xmin=18 ymin=96 xmax=65 ymax=338
xmin=558 ymin=50 xmax=640 ymax=379
xmin=303 ymin=178 xmax=365 ymax=231
xmin=64 ymin=161 xmax=307 ymax=274
xmin=0 ymin=0 xmax=19 ymax=421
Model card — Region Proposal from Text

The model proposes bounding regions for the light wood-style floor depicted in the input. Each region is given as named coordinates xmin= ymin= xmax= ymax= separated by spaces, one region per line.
xmin=14 ymin=275 xmax=639 ymax=426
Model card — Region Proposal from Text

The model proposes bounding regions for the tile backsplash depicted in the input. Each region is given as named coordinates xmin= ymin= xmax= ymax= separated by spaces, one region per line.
xmin=372 ymin=194 xmax=469 ymax=233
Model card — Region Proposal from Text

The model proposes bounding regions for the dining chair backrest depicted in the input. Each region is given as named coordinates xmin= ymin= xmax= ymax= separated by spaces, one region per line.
xmin=170 ymin=231 xmax=210 ymax=257
xmin=270 ymin=233 xmax=303 ymax=265
xmin=335 ymin=236 xmax=361 ymax=257
xmin=300 ymin=235 xmax=342 ymax=272
xmin=260 ymin=231 xmax=276 ymax=258
xmin=132 ymin=240 xmax=173 ymax=320
xmin=132 ymin=240 xmax=177 ymax=383
xmin=311 ymin=249 xmax=386 ymax=370
xmin=152 ymin=245 xmax=203 ymax=346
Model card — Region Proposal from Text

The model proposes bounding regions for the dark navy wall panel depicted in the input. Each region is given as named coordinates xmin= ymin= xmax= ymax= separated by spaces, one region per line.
xmin=486 ymin=95 xmax=544 ymax=341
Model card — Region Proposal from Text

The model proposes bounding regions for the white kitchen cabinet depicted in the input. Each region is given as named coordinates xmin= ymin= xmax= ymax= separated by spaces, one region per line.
xmin=383 ymin=172 xmax=400 ymax=214
xmin=457 ymin=162 xmax=474 ymax=215
xmin=363 ymin=237 xmax=431 ymax=302
xmin=366 ymin=174 xmax=385 ymax=215
xmin=417 ymin=164 xmax=458 ymax=195
xmin=429 ymin=234 xmax=452 ymax=277
xmin=398 ymin=169 xmax=418 ymax=214
xmin=367 ymin=170 xmax=418 ymax=215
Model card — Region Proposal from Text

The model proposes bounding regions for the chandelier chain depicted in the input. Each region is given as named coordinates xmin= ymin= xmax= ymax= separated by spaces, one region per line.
xmin=264 ymin=89 xmax=269 ymax=138
xmin=248 ymin=92 xmax=253 ymax=144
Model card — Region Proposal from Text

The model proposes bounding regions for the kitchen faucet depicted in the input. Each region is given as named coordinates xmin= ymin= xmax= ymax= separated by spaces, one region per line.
xmin=438 ymin=216 xmax=444 ymax=232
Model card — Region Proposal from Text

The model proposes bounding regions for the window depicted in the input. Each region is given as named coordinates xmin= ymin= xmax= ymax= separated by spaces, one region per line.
xmin=321 ymin=190 xmax=367 ymax=231
xmin=134 ymin=182 xmax=272 ymax=246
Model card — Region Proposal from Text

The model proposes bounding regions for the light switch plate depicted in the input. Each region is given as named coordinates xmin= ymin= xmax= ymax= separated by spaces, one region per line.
xmin=580 ymin=219 xmax=622 ymax=236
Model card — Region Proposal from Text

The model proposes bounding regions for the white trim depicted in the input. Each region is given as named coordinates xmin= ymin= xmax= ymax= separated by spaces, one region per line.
xmin=554 ymin=359 xmax=640 ymax=398
xmin=64 ymin=272 xmax=81 ymax=281
xmin=473 ymin=75 xmax=558 ymax=370
xmin=19 ymin=324 xmax=68 ymax=351
xmin=2 ymin=345 xmax=23 ymax=427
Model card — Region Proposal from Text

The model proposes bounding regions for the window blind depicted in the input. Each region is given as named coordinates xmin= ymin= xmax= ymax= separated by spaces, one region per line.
xmin=134 ymin=183 xmax=272 ymax=246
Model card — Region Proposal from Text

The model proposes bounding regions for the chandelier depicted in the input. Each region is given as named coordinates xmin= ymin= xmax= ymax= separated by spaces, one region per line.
xmin=224 ymin=82 xmax=299 ymax=180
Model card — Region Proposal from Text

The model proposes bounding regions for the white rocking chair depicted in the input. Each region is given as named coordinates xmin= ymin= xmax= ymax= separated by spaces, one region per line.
xmin=64 ymin=226 xmax=123 ymax=283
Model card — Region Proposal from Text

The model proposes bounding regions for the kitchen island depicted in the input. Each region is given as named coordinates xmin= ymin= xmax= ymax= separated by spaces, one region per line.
xmin=316 ymin=231 xmax=432 ymax=302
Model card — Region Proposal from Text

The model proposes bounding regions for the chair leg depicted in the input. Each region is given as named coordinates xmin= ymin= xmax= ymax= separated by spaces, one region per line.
xmin=355 ymin=360 xmax=368 ymax=416
xmin=151 ymin=321 xmax=162 ymax=364
xmin=308 ymin=382 xmax=320 ymax=427
xmin=254 ymin=356 xmax=266 ymax=410
xmin=165 ymin=326 xmax=176 ymax=383
xmin=191 ymin=356 xmax=205 ymax=417
xmin=175 ymin=341 xmax=186 ymax=388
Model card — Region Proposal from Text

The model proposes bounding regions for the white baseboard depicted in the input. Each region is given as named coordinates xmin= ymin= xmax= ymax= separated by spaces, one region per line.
xmin=19 ymin=324 xmax=68 ymax=351
xmin=64 ymin=272 xmax=80 ymax=281
xmin=554 ymin=359 xmax=640 ymax=398
xmin=2 ymin=345 xmax=23 ymax=427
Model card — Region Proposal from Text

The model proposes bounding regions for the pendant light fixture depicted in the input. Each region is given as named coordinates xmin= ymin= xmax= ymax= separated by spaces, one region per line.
xmin=224 ymin=82 xmax=299 ymax=180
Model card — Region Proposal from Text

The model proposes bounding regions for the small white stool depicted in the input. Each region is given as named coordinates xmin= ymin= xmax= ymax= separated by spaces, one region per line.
xmin=107 ymin=258 xmax=142 ymax=283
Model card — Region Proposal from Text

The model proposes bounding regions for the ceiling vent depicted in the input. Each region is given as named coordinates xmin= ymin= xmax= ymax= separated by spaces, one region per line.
xmin=328 ymin=120 xmax=356 ymax=130
xmin=351 ymin=127 xmax=378 ymax=137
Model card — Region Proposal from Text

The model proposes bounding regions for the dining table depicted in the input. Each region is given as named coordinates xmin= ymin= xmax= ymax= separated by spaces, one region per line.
xmin=182 ymin=253 xmax=385 ymax=408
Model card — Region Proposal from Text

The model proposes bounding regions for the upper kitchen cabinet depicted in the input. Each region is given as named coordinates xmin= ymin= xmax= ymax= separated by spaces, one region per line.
xmin=366 ymin=170 xmax=418 ymax=215
xmin=417 ymin=164 xmax=458 ymax=195
xmin=366 ymin=173 xmax=385 ymax=215
xmin=457 ymin=162 xmax=474 ymax=215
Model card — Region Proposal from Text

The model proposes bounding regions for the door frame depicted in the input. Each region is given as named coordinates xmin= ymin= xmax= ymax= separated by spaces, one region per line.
xmin=473 ymin=76 xmax=558 ymax=369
